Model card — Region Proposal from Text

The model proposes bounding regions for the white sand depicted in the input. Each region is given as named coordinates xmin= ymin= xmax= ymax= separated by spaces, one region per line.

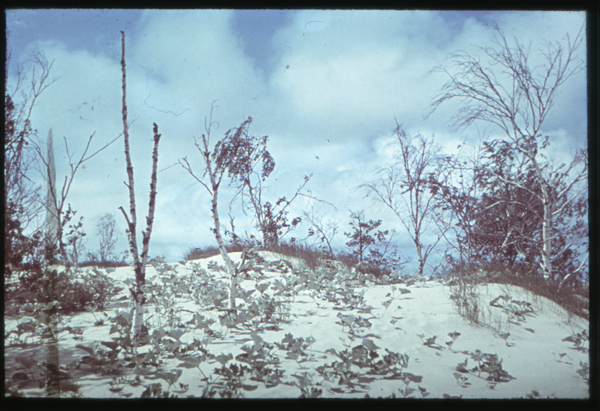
xmin=4 ymin=253 xmax=589 ymax=399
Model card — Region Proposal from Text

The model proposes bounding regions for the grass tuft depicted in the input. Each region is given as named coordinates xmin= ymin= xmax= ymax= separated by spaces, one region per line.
xmin=184 ymin=240 xmax=334 ymax=270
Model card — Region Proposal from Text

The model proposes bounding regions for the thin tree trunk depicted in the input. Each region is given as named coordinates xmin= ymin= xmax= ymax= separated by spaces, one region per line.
xmin=541 ymin=198 xmax=553 ymax=281
xmin=120 ymin=31 xmax=144 ymax=349
xmin=531 ymin=155 xmax=553 ymax=282
xmin=198 ymin=132 xmax=238 ymax=310
xmin=211 ymin=189 xmax=238 ymax=310
xmin=119 ymin=31 xmax=162 ymax=347
xmin=44 ymin=269 xmax=60 ymax=397
xmin=44 ymin=127 xmax=60 ymax=396
xmin=45 ymin=128 xmax=61 ymax=263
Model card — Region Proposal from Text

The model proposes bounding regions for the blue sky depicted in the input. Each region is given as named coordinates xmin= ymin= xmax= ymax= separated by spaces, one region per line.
xmin=5 ymin=10 xmax=587 ymax=269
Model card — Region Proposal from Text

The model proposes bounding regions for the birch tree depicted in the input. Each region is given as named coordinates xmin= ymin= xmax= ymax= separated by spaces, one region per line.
xmin=426 ymin=26 xmax=587 ymax=286
xmin=362 ymin=121 xmax=447 ymax=276
xmin=118 ymin=31 xmax=162 ymax=347
xmin=179 ymin=105 xmax=256 ymax=310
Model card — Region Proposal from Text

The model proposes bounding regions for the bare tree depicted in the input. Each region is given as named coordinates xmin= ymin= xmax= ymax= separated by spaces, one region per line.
xmin=428 ymin=143 xmax=483 ymax=274
xmin=96 ymin=213 xmax=119 ymax=262
xmin=362 ymin=121 xmax=447 ymax=276
xmin=303 ymin=207 xmax=339 ymax=258
xmin=5 ymin=50 xmax=58 ymax=277
xmin=32 ymin=127 xmax=120 ymax=269
xmin=118 ymin=31 xmax=162 ymax=349
xmin=426 ymin=26 xmax=587 ymax=286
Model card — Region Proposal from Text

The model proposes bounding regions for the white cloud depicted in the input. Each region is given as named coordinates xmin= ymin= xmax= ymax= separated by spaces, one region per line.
xmin=7 ymin=10 xmax=586 ymax=267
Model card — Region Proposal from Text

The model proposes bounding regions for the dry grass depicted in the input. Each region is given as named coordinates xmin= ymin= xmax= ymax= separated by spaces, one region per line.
xmin=184 ymin=240 xmax=330 ymax=270
xmin=446 ymin=269 xmax=589 ymax=332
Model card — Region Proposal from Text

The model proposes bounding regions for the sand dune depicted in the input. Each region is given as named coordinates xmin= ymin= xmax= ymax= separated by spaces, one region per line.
xmin=4 ymin=253 xmax=589 ymax=399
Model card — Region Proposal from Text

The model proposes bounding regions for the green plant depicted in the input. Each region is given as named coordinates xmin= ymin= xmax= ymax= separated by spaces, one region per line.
xmin=235 ymin=333 xmax=284 ymax=387
xmin=446 ymin=331 xmax=461 ymax=351
xmin=209 ymin=354 xmax=250 ymax=398
xmin=562 ymin=330 xmax=589 ymax=353
xmin=294 ymin=372 xmax=323 ymax=398
xmin=141 ymin=382 xmax=178 ymax=398
xmin=317 ymin=338 xmax=413 ymax=394
xmin=53 ymin=268 xmax=121 ymax=313
xmin=190 ymin=266 xmax=230 ymax=309
xmin=576 ymin=362 xmax=589 ymax=385
xmin=456 ymin=350 xmax=515 ymax=383
xmin=86 ymin=306 xmax=109 ymax=326
xmin=274 ymin=333 xmax=316 ymax=369
xmin=453 ymin=372 xmax=470 ymax=387
xmin=398 ymin=377 xmax=417 ymax=397
xmin=13 ymin=355 xmax=45 ymax=386
xmin=335 ymin=312 xmax=372 ymax=336
xmin=75 ymin=342 xmax=124 ymax=375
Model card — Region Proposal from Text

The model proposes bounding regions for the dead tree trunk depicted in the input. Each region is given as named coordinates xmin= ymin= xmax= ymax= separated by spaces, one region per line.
xmin=44 ymin=128 xmax=62 ymax=263
xmin=118 ymin=31 xmax=162 ymax=348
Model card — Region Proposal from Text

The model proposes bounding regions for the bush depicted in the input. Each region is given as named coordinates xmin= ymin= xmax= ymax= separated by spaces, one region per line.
xmin=54 ymin=269 xmax=121 ymax=313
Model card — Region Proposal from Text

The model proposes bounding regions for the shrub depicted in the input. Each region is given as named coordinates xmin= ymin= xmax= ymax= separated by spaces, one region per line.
xmin=54 ymin=269 xmax=121 ymax=313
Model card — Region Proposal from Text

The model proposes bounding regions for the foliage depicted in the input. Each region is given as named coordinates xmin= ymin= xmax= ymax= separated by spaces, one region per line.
xmin=54 ymin=268 xmax=121 ymax=313
xmin=61 ymin=204 xmax=86 ymax=269
xmin=4 ymin=51 xmax=54 ymax=280
xmin=428 ymin=25 xmax=587 ymax=287
xmin=343 ymin=210 xmax=406 ymax=278
xmin=344 ymin=210 xmax=386 ymax=264
xmin=4 ymin=201 xmax=44 ymax=280
xmin=456 ymin=350 xmax=515 ymax=383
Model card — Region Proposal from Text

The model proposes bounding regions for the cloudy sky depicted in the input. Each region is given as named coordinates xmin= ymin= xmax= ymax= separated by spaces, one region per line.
xmin=6 ymin=10 xmax=587 ymax=269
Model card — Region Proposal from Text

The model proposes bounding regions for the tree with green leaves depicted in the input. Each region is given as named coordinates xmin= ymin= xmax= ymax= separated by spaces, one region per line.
xmin=221 ymin=118 xmax=311 ymax=248
xmin=345 ymin=210 xmax=385 ymax=264
xmin=180 ymin=105 xmax=261 ymax=310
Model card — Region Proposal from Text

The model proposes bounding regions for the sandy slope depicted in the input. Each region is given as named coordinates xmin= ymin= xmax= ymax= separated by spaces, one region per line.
xmin=4 ymin=253 xmax=589 ymax=399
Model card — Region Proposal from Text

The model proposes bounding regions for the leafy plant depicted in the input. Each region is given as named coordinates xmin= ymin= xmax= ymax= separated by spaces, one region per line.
xmin=141 ymin=382 xmax=177 ymax=398
xmin=317 ymin=338 xmax=413 ymax=394
xmin=54 ymin=268 xmax=121 ymax=313
xmin=293 ymin=372 xmax=323 ymax=398
xmin=235 ymin=333 xmax=284 ymax=387
xmin=457 ymin=350 xmax=515 ymax=383
xmin=335 ymin=312 xmax=372 ymax=336
xmin=562 ymin=330 xmax=589 ymax=353
xmin=446 ymin=331 xmax=461 ymax=351
xmin=274 ymin=333 xmax=316 ymax=369
xmin=576 ymin=362 xmax=589 ymax=385
xmin=211 ymin=357 xmax=250 ymax=398
xmin=75 ymin=342 xmax=123 ymax=375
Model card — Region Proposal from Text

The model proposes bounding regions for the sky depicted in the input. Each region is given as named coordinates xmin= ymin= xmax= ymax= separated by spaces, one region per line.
xmin=5 ymin=10 xmax=588 ymax=270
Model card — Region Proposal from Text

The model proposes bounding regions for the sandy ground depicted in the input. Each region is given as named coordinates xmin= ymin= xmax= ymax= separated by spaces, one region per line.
xmin=4 ymin=252 xmax=590 ymax=399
